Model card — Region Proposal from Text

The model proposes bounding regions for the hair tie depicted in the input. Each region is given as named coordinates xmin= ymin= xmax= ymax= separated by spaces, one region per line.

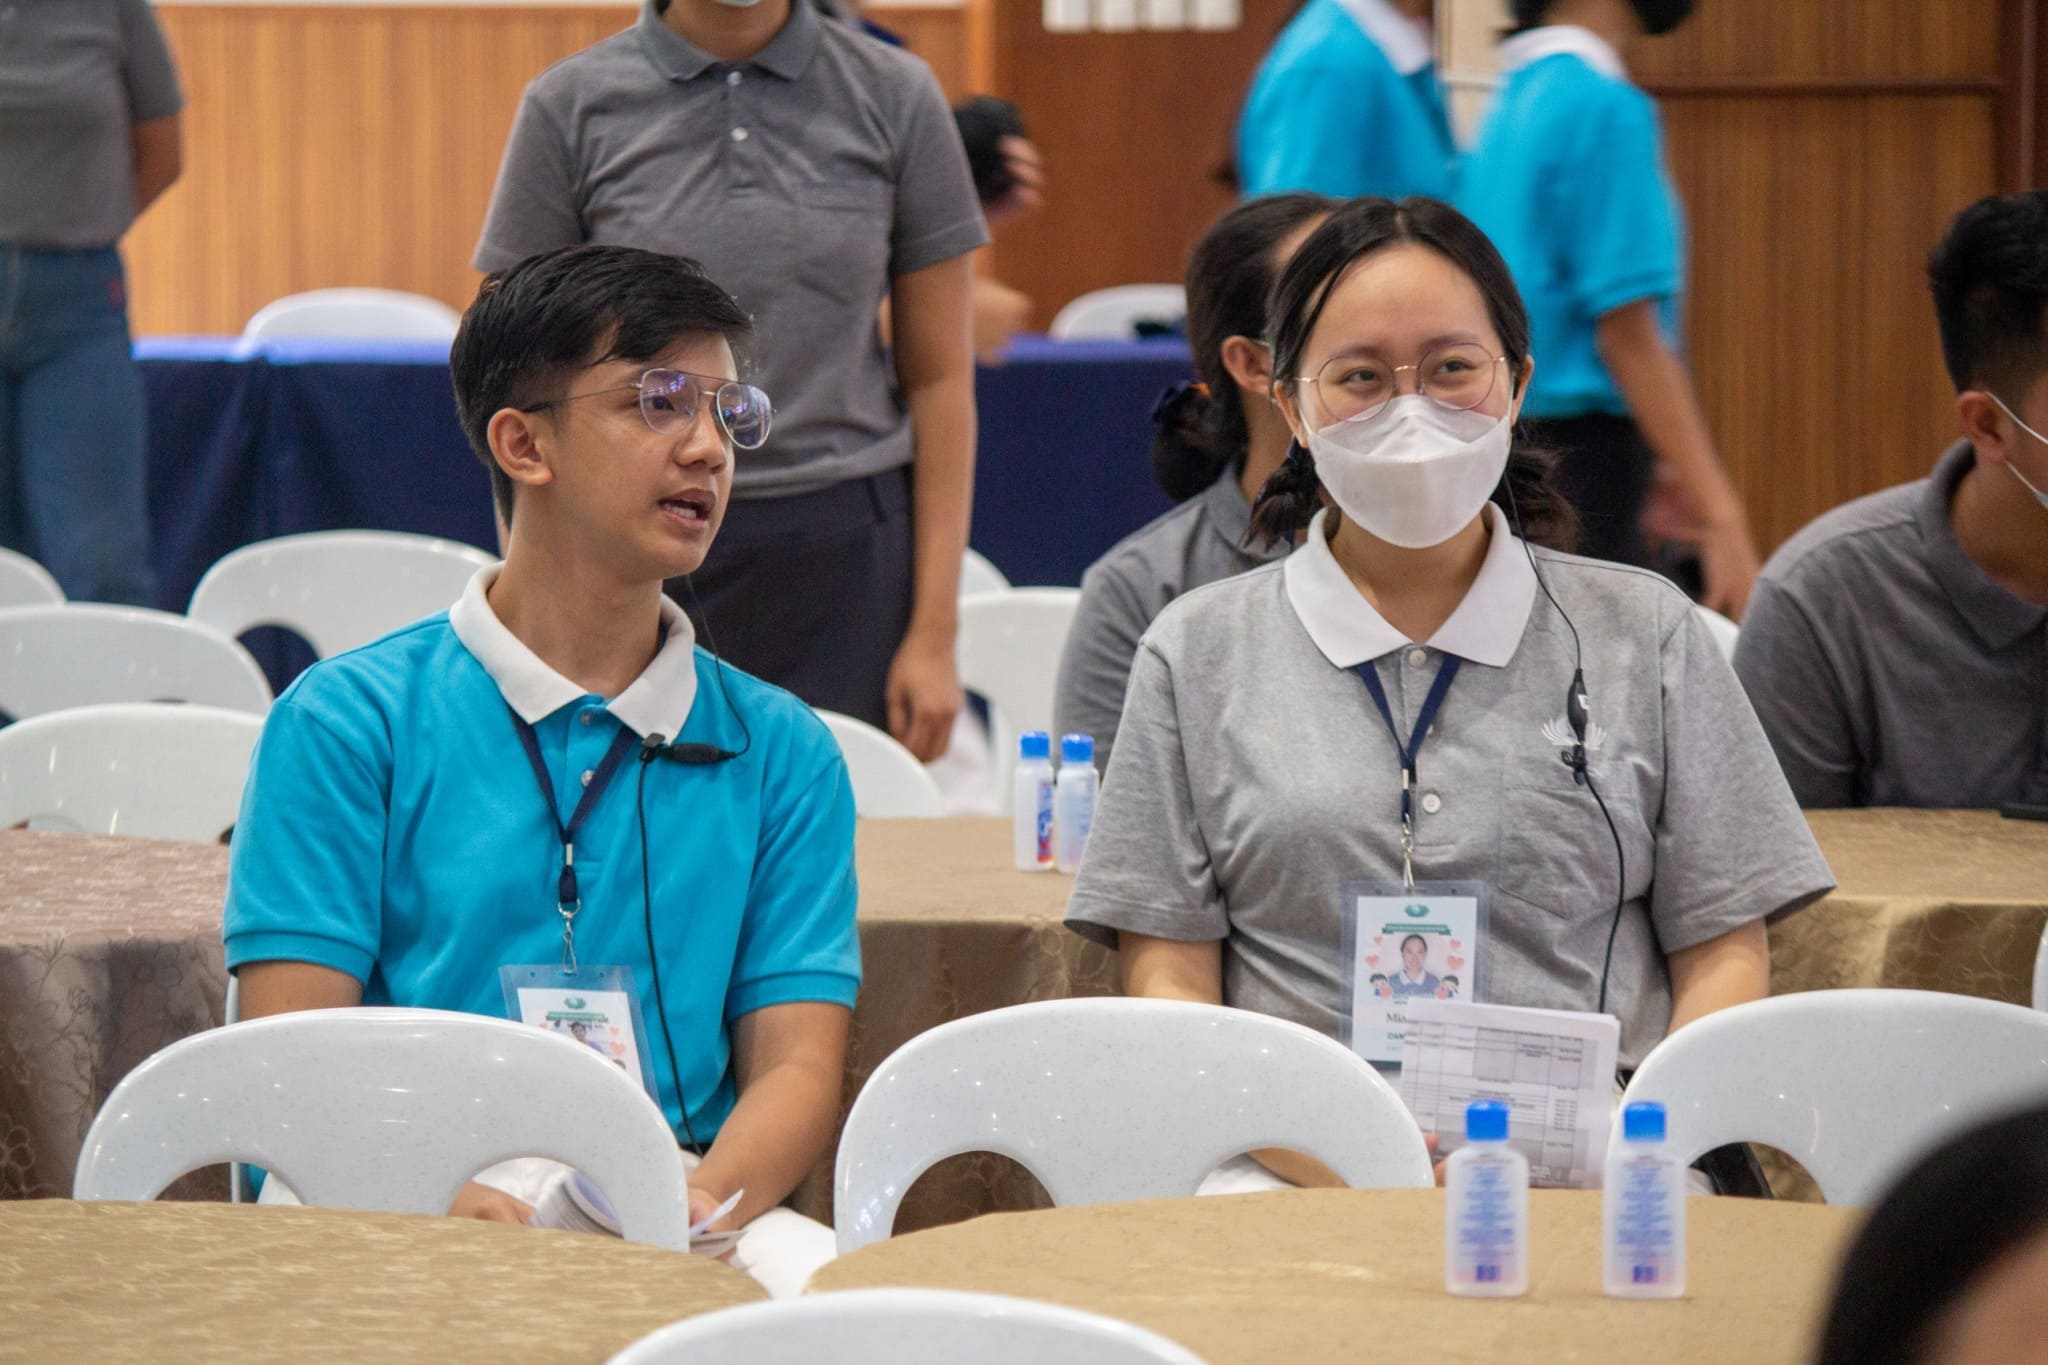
xmin=1148 ymin=380 xmax=1212 ymax=428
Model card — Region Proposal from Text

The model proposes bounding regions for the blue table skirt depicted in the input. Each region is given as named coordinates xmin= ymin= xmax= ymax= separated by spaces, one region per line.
xmin=137 ymin=334 xmax=1193 ymax=621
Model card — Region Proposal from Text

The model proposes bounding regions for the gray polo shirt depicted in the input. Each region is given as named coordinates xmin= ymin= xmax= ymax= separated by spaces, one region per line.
xmin=1734 ymin=442 xmax=2048 ymax=809
xmin=1067 ymin=506 xmax=1833 ymax=1066
xmin=0 ymin=1 xmax=184 ymax=248
xmin=474 ymin=1 xmax=988 ymax=498
xmin=1054 ymin=467 xmax=1288 ymax=772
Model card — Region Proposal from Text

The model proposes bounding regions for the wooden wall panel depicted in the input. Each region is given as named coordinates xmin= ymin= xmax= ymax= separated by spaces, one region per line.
xmin=975 ymin=0 xmax=1301 ymax=330
xmin=127 ymin=5 xmax=966 ymax=336
xmin=1622 ymin=0 xmax=2009 ymax=554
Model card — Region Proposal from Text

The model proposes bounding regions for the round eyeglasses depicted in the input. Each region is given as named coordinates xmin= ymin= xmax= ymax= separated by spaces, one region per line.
xmin=1293 ymin=344 xmax=1506 ymax=426
xmin=523 ymin=368 xmax=773 ymax=450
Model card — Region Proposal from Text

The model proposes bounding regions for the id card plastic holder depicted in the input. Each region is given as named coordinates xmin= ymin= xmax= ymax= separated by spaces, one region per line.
xmin=1338 ymin=880 xmax=1491 ymax=1067
xmin=499 ymin=963 xmax=660 ymax=1099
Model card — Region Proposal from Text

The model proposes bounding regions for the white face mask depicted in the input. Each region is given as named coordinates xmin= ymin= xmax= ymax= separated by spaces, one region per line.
xmin=1303 ymin=394 xmax=1512 ymax=548
xmin=1987 ymin=392 xmax=2048 ymax=511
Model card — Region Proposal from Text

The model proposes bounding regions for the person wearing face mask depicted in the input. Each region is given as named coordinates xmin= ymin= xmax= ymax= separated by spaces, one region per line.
xmin=1458 ymin=0 xmax=1761 ymax=619
xmin=1054 ymin=193 xmax=1332 ymax=774
xmin=1065 ymin=198 xmax=1831 ymax=1192
xmin=1734 ymin=192 xmax=2048 ymax=810
xmin=476 ymin=0 xmax=986 ymax=765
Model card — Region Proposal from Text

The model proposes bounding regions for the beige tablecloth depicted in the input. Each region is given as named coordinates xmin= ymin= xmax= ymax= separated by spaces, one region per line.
xmin=810 ymin=1188 xmax=1864 ymax=1364
xmin=0 ymin=1200 xmax=759 ymax=1363
xmin=3 ymin=811 xmax=2043 ymax=1220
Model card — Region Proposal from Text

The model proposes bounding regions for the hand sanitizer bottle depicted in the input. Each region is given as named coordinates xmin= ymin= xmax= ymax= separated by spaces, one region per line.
xmin=1445 ymin=1099 xmax=1529 ymax=1297
xmin=1012 ymin=731 xmax=1055 ymax=872
xmin=1603 ymin=1101 xmax=1687 ymax=1298
xmin=1052 ymin=733 xmax=1098 ymax=874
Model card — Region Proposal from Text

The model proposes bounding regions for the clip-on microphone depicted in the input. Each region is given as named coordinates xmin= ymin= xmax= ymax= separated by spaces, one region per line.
xmin=640 ymin=733 xmax=740 ymax=767
xmin=1564 ymin=668 xmax=1591 ymax=784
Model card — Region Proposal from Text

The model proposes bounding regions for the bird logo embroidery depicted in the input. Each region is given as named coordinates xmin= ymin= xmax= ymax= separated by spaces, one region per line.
xmin=1541 ymin=716 xmax=1606 ymax=756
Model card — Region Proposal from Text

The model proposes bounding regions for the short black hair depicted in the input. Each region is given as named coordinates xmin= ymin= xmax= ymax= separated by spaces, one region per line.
xmin=1927 ymin=190 xmax=2048 ymax=397
xmin=450 ymin=244 xmax=754 ymax=524
xmin=1400 ymin=933 xmax=1429 ymax=954
xmin=1816 ymin=1102 xmax=2048 ymax=1365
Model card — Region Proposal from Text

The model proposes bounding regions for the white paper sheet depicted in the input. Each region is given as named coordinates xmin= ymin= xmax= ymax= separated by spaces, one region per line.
xmin=1397 ymin=999 xmax=1620 ymax=1189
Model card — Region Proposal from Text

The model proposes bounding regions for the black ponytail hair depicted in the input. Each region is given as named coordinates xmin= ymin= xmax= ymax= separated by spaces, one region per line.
xmin=1150 ymin=192 xmax=1336 ymax=502
xmin=1247 ymin=196 xmax=1578 ymax=555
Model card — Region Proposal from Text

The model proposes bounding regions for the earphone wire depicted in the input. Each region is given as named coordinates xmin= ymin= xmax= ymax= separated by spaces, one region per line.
xmin=1501 ymin=470 xmax=1627 ymax=1018
xmin=630 ymin=572 xmax=757 ymax=1160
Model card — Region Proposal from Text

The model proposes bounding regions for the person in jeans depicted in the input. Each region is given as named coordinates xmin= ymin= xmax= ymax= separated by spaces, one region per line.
xmin=0 ymin=0 xmax=183 ymax=604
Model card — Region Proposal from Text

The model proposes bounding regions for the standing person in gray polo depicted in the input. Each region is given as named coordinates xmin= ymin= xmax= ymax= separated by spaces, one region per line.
xmin=1 ymin=0 xmax=183 ymax=605
xmin=1735 ymin=191 xmax=2048 ymax=809
xmin=1054 ymin=194 xmax=1331 ymax=771
xmin=476 ymin=0 xmax=986 ymax=757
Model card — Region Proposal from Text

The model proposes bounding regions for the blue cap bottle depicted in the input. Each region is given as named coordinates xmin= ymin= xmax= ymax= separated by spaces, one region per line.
xmin=1060 ymin=733 xmax=1094 ymax=766
xmin=1621 ymin=1102 xmax=1666 ymax=1142
xmin=1019 ymin=731 xmax=1051 ymax=761
xmin=1466 ymin=1099 xmax=1510 ymax=1142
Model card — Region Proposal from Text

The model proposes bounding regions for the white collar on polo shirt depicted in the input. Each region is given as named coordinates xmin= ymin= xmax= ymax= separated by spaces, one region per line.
xmin=448 ymin=567 xmax=699 ymax=739
xmin=1329 ymin=0 xmax=1435 ymax=77
xmin=1284 ymin=503 xmax=1539 ymax=669
xmin=1497 ymin=24 xmax=1628 ymax=81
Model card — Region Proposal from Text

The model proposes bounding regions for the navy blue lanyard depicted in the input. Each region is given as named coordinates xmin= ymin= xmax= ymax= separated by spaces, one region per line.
xmin=510 ymin=709 xmax=640 ymax=969
xmin=1352 ymin=654 xmax=1462 ymax=887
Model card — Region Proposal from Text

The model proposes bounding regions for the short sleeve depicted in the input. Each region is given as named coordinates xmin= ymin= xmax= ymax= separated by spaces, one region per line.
xmin=1237 ymin=61 xmax=1384 ymax=198
xmin=886 ymin=61 xmax=989 ymax=278
xmin=222 ymin=691 xmax=392 ymax=981
xmin=1647 ymin=609 xmax=1835 ymax=952
xmin=1557 ymin=84 xmax=1679 ymax=319
xmin=474 ymin=89 xmax=586 ymax=273
xmin=119 ymin=1 xmax=185 ymax=124
xmin=1732 ymin=578 xmax=1862 ymax=808
xmin=1053 ymin=560 xmax=1152 ymax=776
xmin=1064 ymin=642 xmax=1228 ymax=947
xmin=726 ymin=723 xmax=861 ymax=1019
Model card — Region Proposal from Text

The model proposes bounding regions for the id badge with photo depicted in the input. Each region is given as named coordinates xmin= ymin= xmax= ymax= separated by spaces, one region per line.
xmin=1338 ymin=880 xmax=1491 ymax=1066
xmin=499 ymin=963 xmax=660 ymax=1098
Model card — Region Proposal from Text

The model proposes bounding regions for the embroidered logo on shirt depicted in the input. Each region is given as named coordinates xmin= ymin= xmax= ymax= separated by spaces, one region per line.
xmin=1541 ymin=716 xmax=1606 ymax=754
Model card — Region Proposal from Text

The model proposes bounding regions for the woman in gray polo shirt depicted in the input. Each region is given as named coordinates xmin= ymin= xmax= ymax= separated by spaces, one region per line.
xmin=1066 ymin=198 xmax=1832 ymax=1188
xmin=1054 ymin=193 xmax=1330 ymax=772
xmin=0 ymin=0 xmax=183 ymax=604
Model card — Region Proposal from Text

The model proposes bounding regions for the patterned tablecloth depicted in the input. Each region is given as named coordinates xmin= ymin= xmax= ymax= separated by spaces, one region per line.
xmin=3 ymin=811 xmax=2042 ymax=1219
xmin=0 ymin=1200 xmax=760 ymax=1362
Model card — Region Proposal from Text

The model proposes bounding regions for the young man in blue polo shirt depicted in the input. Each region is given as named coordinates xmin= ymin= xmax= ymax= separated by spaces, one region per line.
xmin=223 ymin=244 xmax=859 ymax=1295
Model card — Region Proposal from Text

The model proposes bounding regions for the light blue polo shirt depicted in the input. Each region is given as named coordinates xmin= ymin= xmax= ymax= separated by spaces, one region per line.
xmin=1458 ymin=26 xmax=1683 ymax=419
xmin=223 ymin=571 xmax=861 ymax=1148
xmin=1236 ymin=0 xmax=1456 ymax=202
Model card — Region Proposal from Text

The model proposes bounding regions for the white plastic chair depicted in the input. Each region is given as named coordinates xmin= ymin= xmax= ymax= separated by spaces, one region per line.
xmin=957 ymin=588 xmax=1079 ymax=812
xmin=816 ymin=710 xmax=945 ymax=818
xmin=188 ymin=530 xmax=495 ymax=659
xmin=959 ymin=548 xmax=1011 ymax=599
xmin=75 ymin=1007 xmax=691 ymax=1249
xmin=0 ymin=546 xmax=62 ymax=608
xmin=1049 ymin=285 xmax=1188 ymax=341
xmin=0 ymin=703 xmax=262 ymax=841
xmin=242 ymin=288 xmax=462 ymax=343
xmin=0 ymin=604 xmax=272 ymax=720
xmin=1694 ymin=605 xmax=1740 ymax=662
xmin=2033 ymin=923 xmax=2047 ymax=1012
xmin=609 ymin=1290 xmax=1206 ymax=1365
xmin=1619 ymin=989 xmax=2048 ymax=1206
xmin=834 ymin=997 xmax=1433 ymax=1252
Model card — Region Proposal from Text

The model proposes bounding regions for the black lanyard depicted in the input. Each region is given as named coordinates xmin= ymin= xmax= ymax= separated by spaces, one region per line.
xmin=1352 ymin=654 xmax=1462 ymax=888
xmin=510 ymin=708 xmax=640 ymax=970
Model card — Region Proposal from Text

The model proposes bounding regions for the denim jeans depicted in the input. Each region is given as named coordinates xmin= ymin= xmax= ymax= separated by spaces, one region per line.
xmin=0 ymin=245 xmax=156 ymax=605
